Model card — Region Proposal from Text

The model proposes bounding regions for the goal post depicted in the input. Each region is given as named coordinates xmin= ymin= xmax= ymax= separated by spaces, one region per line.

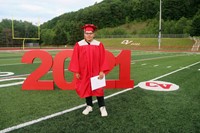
xmin=12 ymin=18 xmax=40 ymax=50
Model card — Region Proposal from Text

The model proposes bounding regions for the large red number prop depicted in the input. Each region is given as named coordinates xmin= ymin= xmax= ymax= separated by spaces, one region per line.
xmin=52 ymin=50 xmax=76 ymax=90
xmin=104 ymin=50 xmax=134 ymax=88
xmin=104 ymin=51 xmax=115 ymax=88
xmin=21 ymin=50 xmax=53 ymax=90
xmin=115 ymin=50 xmax=133 ymax=88
xmin=21 ymin=50 xmax=134 ymax=90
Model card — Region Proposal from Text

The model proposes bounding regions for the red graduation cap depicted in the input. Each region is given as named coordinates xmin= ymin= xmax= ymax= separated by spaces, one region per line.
xmin=82 ymin=24 xmax=97 ymax=32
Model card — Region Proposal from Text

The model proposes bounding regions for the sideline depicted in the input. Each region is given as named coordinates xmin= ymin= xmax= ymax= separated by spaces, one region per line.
xmin=0 ymin=61 xmax=200 ymax=133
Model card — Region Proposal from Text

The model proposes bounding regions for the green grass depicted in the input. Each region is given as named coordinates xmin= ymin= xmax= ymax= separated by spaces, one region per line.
xmin=99 ymin=38 xmax=194 ymax=51
xmin=0 ymin=49 xmax=200 ymax=133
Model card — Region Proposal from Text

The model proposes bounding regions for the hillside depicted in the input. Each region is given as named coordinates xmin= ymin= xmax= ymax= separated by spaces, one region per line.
xmin=98 ymin=38 xmax=195 ymax=52
xmin=96 ymin=21 xmax=148 ymax=36
xmin=40 ymin=0 xmax=200 ymax=45
xmin=0 ymin=0 xmax=200 ymax=47
xmin=42 ymin=0 xmax=200 ymax=29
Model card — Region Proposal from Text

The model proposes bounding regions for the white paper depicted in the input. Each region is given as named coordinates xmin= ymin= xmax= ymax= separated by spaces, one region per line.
xmin=90 ymin=75 xmax=106 ymax=91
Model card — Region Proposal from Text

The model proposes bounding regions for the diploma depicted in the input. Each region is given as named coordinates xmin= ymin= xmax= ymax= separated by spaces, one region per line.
xmin=90 ymin=75 xmax=106 ymax=91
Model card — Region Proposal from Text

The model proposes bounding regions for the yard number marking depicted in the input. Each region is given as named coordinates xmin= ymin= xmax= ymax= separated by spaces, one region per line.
xmin=0 ymin=72 xmax=25 ymax=88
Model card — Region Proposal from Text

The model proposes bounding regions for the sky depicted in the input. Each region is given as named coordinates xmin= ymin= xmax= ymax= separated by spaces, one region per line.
xmin=0 ymin=0 xmax=103 ymax=25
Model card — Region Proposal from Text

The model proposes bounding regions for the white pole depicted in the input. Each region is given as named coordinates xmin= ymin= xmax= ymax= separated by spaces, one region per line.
xmin=158 ymin=0 xmax=162 ymax=49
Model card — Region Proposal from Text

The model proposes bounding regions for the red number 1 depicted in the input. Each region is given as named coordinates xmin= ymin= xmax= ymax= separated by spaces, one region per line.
xmin=116 ymin=50 xmax=134 ymax=88
xmin=105 ymin=50 xmax=134 ymax=89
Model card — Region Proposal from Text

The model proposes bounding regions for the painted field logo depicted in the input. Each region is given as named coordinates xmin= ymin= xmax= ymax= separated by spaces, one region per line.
xmin=138 ymin=81 xmax=179 ymax=91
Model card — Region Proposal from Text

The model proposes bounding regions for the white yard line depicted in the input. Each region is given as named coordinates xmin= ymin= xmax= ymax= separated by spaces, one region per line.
xmin=1 ymin=61 xmax=200 ymax=133
xmin=0 ymin=53 xmax=190 ymax=67
xmin=132 ymin=54 xmax=190 ymax=62
xmin=0 ymin=62 xmax=41 ymax=67
xmin=0 ymin=58 xmax=21 ymax=61
xmin=150 ymin=61 xmax=200 ymax=81
xmin=153 ymin=65 xmax=159 ymax=67
xmin=167 ymin=66 xmax=172 ymax=68
xmin=0 ymin=69 xmax=69 ymax=80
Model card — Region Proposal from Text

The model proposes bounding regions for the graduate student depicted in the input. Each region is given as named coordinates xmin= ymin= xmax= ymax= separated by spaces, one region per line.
xmin=68 ymin=24 xmax=110 ymax=117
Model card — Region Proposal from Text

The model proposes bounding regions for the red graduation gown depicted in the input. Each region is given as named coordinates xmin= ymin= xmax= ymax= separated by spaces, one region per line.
xmin=68 ymin=39 xmax=110 ymax=98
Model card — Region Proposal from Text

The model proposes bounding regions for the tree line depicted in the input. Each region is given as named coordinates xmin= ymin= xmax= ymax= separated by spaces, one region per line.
xmin=0 ymin=0 xmax=200 ymax=47
xmin=0 ymin=19 xmax=39 ymax=47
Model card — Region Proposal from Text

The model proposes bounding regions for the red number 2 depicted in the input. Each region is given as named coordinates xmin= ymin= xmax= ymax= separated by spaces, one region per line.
xmin=21 ymin=50 xmax=54 ymax=90
xmin=21 ymin=50 xmax=134 ymax=90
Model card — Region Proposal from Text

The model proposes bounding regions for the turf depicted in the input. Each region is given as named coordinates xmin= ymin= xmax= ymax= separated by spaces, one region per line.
xmin=0 ymin=49 xmax=200 ymax=133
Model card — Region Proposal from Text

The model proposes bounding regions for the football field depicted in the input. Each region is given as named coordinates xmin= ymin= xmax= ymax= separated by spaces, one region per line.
xmin=0 ymin=49 xmax=200 ymax=133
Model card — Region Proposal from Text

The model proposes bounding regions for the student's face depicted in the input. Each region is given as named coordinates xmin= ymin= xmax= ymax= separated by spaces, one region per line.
xmin=84 ymin=31 xmax=95 ymax=42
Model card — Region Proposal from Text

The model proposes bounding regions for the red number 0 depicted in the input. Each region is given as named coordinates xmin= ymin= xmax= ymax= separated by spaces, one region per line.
xmin=21 ymin=50 xmax=134 ymax=90
xmin=53 ymin=50 xmax=76 ymax=90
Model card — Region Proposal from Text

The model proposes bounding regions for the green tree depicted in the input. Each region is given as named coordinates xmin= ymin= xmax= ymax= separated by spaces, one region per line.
xmin=140 ymin=19 xmax=159 ymax=34
xmin=112 ymin=27 xmax=127 ymax=35
xmin=163 ymin=0 xmax=191 ymax=20
xmin=162 ymin=20 xmax=176 ymax=34
xmin=190 ymin=12 xmax=200 ymax=36
xmin=175 ymin=17 xmax=191 ymax=34
xmin=41 ymin=29 xmax=55 ymax=45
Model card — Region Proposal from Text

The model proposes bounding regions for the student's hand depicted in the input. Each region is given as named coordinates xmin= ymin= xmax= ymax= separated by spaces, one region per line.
xmin=76 ymin=73 xmax=80 ymax=79
xmin=98 ymin=71 xmax=104 ymax=80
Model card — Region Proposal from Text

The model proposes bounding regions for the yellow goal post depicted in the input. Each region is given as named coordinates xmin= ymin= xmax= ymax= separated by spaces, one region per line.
xmin=12 ymin=18 xmax=40 ymax=50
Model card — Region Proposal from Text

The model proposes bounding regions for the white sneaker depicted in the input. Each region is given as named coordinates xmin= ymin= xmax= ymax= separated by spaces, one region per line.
xmin=82 ymin=106 xmax=93 ymax=115
xmin=100 ymin=106 xmax=108 ymax=117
